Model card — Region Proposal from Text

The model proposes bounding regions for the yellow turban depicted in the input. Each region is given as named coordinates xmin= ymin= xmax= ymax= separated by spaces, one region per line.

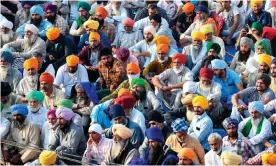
xmin=181 ymin=94 xmax=198 ymax=105
xmin=89 ymin=32 xmax=100 ymax=41
xmin=191 ymin=31 xmax=205 ymax=41
xmin=156 ymin=43 xmax=169 ymax=54
xmin=192 ymin=95 xmax=208 ymax=109
xmin=250 ymin=0 xmax=263 ymax=7
xmin=83 ymin=20 xmax=99 ymax=30
xmin=258 ymin=54 xmax=272 ymax=66
xmin=112 ymin=124 xmax=133 ymax=140
xmin=118 ymin=88 xmax=132 ymax=97
xmin=39 ymin=150 xmax=57 ymax=166
xmin=200 ymin=24 xmax=213 ymax=35
xmin=262 ymin=153 xmax=276 ymax=165
xmin=24 ymin=58 xmax=39 ymax=71
xmin=221 ymin=151 xmax=242 ymax=166
xmin=153 ymin=35 xmax=171 ymax=46
xmin=46 ymin=27 xmax=60 ymax=40
xmin=178 ymin=148 xmax=196 ymax=161
xmin=66 ymin=55 xmax=79 ymax=66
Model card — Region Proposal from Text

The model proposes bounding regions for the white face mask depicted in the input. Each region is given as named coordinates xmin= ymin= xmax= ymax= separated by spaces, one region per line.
xmin=127 ymin=73 xmax=140 ymax=80
xmin=173 ymin=65 xmax=184 ymax=74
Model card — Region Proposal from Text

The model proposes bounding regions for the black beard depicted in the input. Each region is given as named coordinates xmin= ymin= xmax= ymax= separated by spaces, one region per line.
xmin=46 ymin=15 xmax=56 ymax=24
xmin=60 ymin=121 xmax=71 ymax=132
xmin=13 ymin=119 xmax=25 ymax=129
xmin=132 ymin=90 xmax=146 ymax=101
xmin=30 ymin=17 xmax=42 ymax=27
xmin=228 ymin=131 xmax=238 ymax=138
xmin=148 ymin=145 xmax=163 ymax=165
xmin=238 ymin=50 xmax=251 ymax=62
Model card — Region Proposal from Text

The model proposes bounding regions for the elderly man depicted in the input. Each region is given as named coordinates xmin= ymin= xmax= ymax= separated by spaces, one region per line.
xmin=0 ymin=19 xmax=20 ymax=47
xmin=165 ymin=118 xmax=205 ymax=164
xmin=104 ymin=124 xmax=139 ymax=165
xmin=16 ymin=5 xmax=53 ymax=38
xmin=239 ymin=101 xmax=272 ymax=153
xmin=3 ymin=104 xmax=40 ymax=164
xmin=82 ymin=124 xmax=113 ymax=164
xmin=114 ymin=48 xmax=139 ymax=68
xmin=41 ymin=110 xmax=58 ymax=149
xmin=54 ymin=55 xmax=89 ymax=98
xmin=204 ymin=133 xmax=223 ymax=165
xmin=48 ymin=107 xmax=86 ymax=164
xmin=178 ymin=148 xmax=198 ymax=165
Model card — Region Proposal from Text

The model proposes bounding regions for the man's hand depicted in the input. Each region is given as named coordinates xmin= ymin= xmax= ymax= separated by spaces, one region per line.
xmin=77 ymin=27 xmax=86 ymax=36
xmin=85 ymin=65 xmax=98 ymax=71
xmin=268 ymin=116 xmax=276 ymax=123
xmin=161 ymin=86 xmax=172 ymax=91
xmin=11 ymin=153 xmax=22 ymax=165
xmin=87 ymin=137 xmax=93 ymax=149
xmin=132 ymin=53 xmax=141 ymax=58
xmin=237 ymin=105 xmax=248 ymax=112
xmin=49 ymin=55 xmax=55 ymax=60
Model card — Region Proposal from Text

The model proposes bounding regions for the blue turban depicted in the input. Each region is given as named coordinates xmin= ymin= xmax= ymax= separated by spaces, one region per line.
xmin=211 ymin=59 xmax=228 ymax=69
xmin=11 ymin=104 xmax=28 ymax=116
xmin=1 ymin=48 xmax=13 ymax=63
xmin=190 ymin=0 xmax=199 ymax=5
xmin=272 ymin=58 xmax=276 ymax=65
xmin=171 ymin=118 xmax=188 ymax=132
xmin=110 ymin=104 xmax=126 ymax=119
xmin=146 ymin=127 xmax=164 ymax=143
xmin=248 ymin=101 xmax=264 ymax=114
xmin=195 ymin=5 xmax=209 ymax=15
xmin=30 ymin=5 xmax=44 ymax=17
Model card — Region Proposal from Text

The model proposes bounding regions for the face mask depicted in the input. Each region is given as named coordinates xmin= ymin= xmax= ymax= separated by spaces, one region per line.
xmin=173 ymin=65 xmax=184 ymax=74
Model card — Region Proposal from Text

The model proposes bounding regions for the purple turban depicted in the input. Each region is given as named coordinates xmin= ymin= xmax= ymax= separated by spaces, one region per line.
xmin=44 ymin=3 xmax=57 ymax=13
xmin=116 ymin=48 xmax=130 ymax=61
xmin=56 ymin=108 xmax=74 ymax=121
xmin=47 ymin=109 xmax=56 ymax=118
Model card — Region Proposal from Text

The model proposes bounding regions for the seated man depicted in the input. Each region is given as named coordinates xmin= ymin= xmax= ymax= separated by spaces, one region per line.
xmin=178 ymin=148 xmax=199 ymax=165
xmin=204 ymin=133 xmax=223 ymax=165
xmin=0 ymin=19 xmax=20 ymax=47
xmin=32 ymin=52 xmax=55 ymax=77
xmin=114 ymin=48 xmax=139 ymax=68
xmin=0 ymin=102 xmax=10 ymax=139
xmin=269 ymin=58 xmax=276 ymax=93
xmin=29 ymin=150 xmax=66 ymax=165
xmin=41 ymin=110 xmax=59 ymax=149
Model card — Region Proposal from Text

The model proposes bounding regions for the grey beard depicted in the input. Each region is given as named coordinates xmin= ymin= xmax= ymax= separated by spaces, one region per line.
xmin=26 ymin=74 xmax=38 ymax=85
xmin=157 ymin=56 xmax=168 ymax=63
xmin=48 ymin=122 xmax=59 ymax=129
xmin=111 ymin=4 xmax=121 ymax=15
xmin=252 ymin=117 xmax=261 ymax=126
xmin=76 ymin=97 xmax=86 ymax=105
xmin=0 ymin=65 xmax=10 ymax=80
xmin=24 ymin=35 xmax=38 ymax=50
xmin=1 ymin=31 xmax=13 ymax=43
xmin=213 ymin=147 xmax=222 ymax=155
xmin=30 ymin=104 xmax=41 ymax=113
xmin=200 ymin=83 xmax=211 ymax=94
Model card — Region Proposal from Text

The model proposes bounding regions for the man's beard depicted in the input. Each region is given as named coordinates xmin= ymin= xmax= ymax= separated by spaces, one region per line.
xmin=60 ymin=121 xmax=70 ymax=132
xmin=132 ymin=90 xmax=146 ymax=101
xmin=14 ymin=119 xmax=25 ymax=129
xmin=30 ymin=17 xmax=42 ymax=27
xmin=145 ymin=36 xmax=153 ymax=42
xmin=111 ymin=4 xmax=121 ymax=15
xmin=228 ymin=131 xmax=238 ymax=138
xmin=46 ymin=15 xmax=56 ymax=24
xmin=158 ymin=56 xmax=168 ymax=63
xmin=1 ymin=30 xmax=13 ymax=43
xmin=112 ymin=140 xmax=126 ymax=158
xmin=252 ymin=117 xmax=261 ymax=126
xmin=238 ymin=50 xmax=251 ymax=62
xmin=149 ymin=145 xmax=163 ymax=165
xmin=48 ymin=122 xmax=59 ymax=129
xmin=173 ymin=65 xmax=184 ymax=74
xmin=199 ymin=82 xmax=211 ymax=94
xmin=154 ymin=25 xmax=160 ymax=32
xmin=76 ymin=96 xmax=88 ymax=105
xmin=29 ymin=104 xmax=41 ymax=113
xmin=24 ymin=34 xmax=38 ymax=50
xmin=26 ymin=74 xmax=38 ymax=85
xmin=212 ymin=147 xmax=222 ymax=155
xmin=192 ymin=44 xmax=201 ymax=54
xmin=0 ymin=64 xmax=10 ymax=80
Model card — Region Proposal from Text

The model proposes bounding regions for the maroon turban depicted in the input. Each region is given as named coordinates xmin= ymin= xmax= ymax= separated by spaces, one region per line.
xmin=116 ymin=48 xmax=130 ymax=61
xmin=115 ymin=95 xmax=136 ymax=110
xmin=44 ymin=3 xmax=57 ymax=13
xmin=200 ymin=68 xmax=214 ymax=80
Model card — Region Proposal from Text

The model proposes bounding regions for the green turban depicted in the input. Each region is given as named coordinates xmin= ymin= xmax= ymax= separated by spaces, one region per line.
xmin=57 ymin=99 xmax=73 ymax=109
xmin=0 ymin=102 xmax=4 ymax=112
xmin=251 ymin=22 xmax=263 ymax=34
xmin=206 ymin=42 xmax=221 ymax=55
xmin=131 ymin=78 xmax=147 ymax=88
xmin=254 ymin=39 xmax=270 ymax=54
xmin=27 ymin=91 xmax=45 ymax=102
xmin=77 ymin=1 xmax=91 ymax=12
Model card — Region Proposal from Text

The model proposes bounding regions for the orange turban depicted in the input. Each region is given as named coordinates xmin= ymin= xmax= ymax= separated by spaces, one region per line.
xmin=191 ymin=31 xmax=205 ymax=41
xmin=118 ymin=88 xmax=132 ymax=97
xmin=262 ymin=152 xmax=276 ymax=165
xmin=66 ymin=55 xmax=79 ymax=66
xmin=182 ymin=2 xmax=195 ymax=13
xmin=89 ymin=32 xmax=100 ymax=41
xmin=127 ymin=62 xmax=140 ymax=74
xmin=95 ymin=6 xmax=108 ymax=19
xmin=156 ymin=43 xmax=169 ymax=54
xmin=192 ymin=95 xmax=208 ymax=109
xmin=46 ymin=27 xmax=60 ymax=41
xmin=40 ymin=72 xmax=54 ymax=84
xmin=24 ymin=58 xmax=38 ymax=71
xmin=178 ymin=148 xmax=195 ymax=161
xmin=172 ymin=53 xmax=187 ymax=64
xmin=153 ymin=36 xmax=170 ymax=45
xmin=122 ymin=17 xmax=134 ymax=27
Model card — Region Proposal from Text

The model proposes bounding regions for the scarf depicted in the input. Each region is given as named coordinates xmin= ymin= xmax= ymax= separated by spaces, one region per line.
xmin=241 ymin=116 xmax=264 ymax=137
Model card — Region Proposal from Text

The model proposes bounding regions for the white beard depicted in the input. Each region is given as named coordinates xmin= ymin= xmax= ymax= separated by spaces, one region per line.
xmin=111 ymin=140 xmax=126 ymax=158
xmin=26 ymin=74 xmax=38 ymax=85
xmin=48 ymin=122 xmax=59 ymax=129
xmin=199 ymin=83 xmax=212 ymax=94
xmin=0 ymin=64 xmax=10 ymax=80
xmin=213 ymin=147 xmax=222 ymax=155
xmin=252 ymin=117 xmax=261 ymax=126
xmin=23 ymin=34 xmax=38 ymax=51
xmin=157 ymin=56 xmax=168 ymax=63
xmin=1 ymin=31 xmax=13 ymax=44
xmin=111 ymin=4 xmax=121 ymax=16
xmin=29 ymin=104 xmax=41 ymax=113
xmin=173 ymin=65 xmax=184 ymax=74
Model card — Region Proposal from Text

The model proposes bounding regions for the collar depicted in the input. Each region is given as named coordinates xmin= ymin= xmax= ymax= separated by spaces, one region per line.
xmin=92 ymin=137 xmax=103 ymax=146
xmin=196 ymin=112 xmax=207 ymax=120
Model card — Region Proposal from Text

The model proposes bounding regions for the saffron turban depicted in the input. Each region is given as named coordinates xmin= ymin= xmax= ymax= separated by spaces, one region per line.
xmin=122 ymin=17 xmax=134 ymax=27
xmin=146 ymin=127 xmax=164 ymax=143
xmin=251 ymin=22 xmax=263 ymax=34
xmin=192 ymin=96 xmax=208 ymax=109
xmin=0 ymin=19 xmax=13 ymax=29
xmin=200 ymin=68 xmax=214 ymax=80
xmin=116 ymin=48 xmax=130 ymax=61
xmin=172 ymin=53 xmax=187 ymax=64
xmin=131 ymin=78 xmax=147 ymax=88
xmin=25 ymin=24 xmax=39 ymax=34
xmin=26 ymin=91 xmax=45 ymax=102
xmin=127 ymin=62 xmax=140 ymax=74
xmin=89 ymin=123 xmax=103 ymax=134
xmin=250 ymin=0 xmax=263 ymax=7
xmin=183 ymin=81 xmax=197 ymax=94
xmin=118 ymin=88 xmax=132 ymax=97
xmin=56 ymin=108 xmax=74 ymax=121
xmin=39 ymin=150 xmax=57 ymax=165
xmin=57 ymin=99 xmax=73 ymax=109
xmin=191 ymin=31 xmax=205 ymax=41
xmin=178 ymin=148 xmax=195 ymax=160
xmin=248 ymin=101 xmax=264 ymax=114
xmin=221 ymin=151 xmax=242 ymax=166
xmin=40 ymin=72 xmax=54 ymax=84
xmin=211 ymin=59 xmax=228 ymax=69
xmin=66 ymin=55 xmax=79 ymax=66
xmin=144 ymin=25 xmax=156 ymax=37
xmin=112 ymin=124 xmax=133 ymax=139
xmin=206 ymin=42 xmax=221 ymax=55
xmin=11 ymin=104 xmax=28 ymax=116
xmin=182 ymin=2 xmax=194 ymax=13
xmin=262 ymin=152 xmax=276 ymax=165
xmin=200 ymin=24 xmax=213 ymax=34
xmin=30 ymin=5 xmax=44 ymax=16
xmin=77 ymin=1 xmax=91 ymax=12
xmin=24 ymin=58 xmax=38 ymax=71
xmin=1 ymin=48 xmax=13 ymax=64
xmin=44 ymin=3 xmax=57 ymax=13
xmin=156 ymin=43 xmax=169 ymax=54
xmin=182 ymin=94 xmax=198 ymax=105
xmin=171 ymin=118 xmax=188 ymax=132
xmin=115 ymin=96 xmax=136 ymax=110
xmin=95 ymin=6 xmax=108 ymax=19
xmin=83 ymin=20 xmax=99 ymax=30
xmin=258 ymin=54 xmax=272 ymax=66
xmin=46 ymin=27 xmax=60 ymax=41
xmin=47 ymin=109 xmax=56 ymax=118
xmin=89 ymin=32 xmax=100 ymax=41
xmin=153 ymin=36 xmax=170 ymax=45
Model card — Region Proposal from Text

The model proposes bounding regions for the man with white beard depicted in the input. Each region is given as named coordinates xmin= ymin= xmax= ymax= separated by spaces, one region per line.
xmin=0 ymin=19 xmax=20 ymax=47
xmin=41 ymin=110 xmax=59 ymax=149
xmin=204 ymin=133 xmax=224 ymax=165
xmin=0 ymin=48 xmax=22 ymax=92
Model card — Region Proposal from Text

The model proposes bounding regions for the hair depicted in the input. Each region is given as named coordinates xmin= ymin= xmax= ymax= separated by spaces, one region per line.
xmin=208 ymin=133 xmax=222 ymax=142
xmin=198 ymin=0 xmax=208 ymax=7
xmin=148 ymin=4 xmax=158 ymax=10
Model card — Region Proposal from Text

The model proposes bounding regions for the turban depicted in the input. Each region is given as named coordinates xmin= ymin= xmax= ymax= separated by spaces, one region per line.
xmin=46 ymin=27 xmax=60 ymax=41
xmin=256 ymin=73 xmax=271 ymax=87
xmin=195 ymin=5 xmax=209 ymax=14
xmin=131 ymin=78 xmax=147 ymax=88
xmin=127 ymin=62 xmax=140 ymax=74
xmin=122 ymin=17 xmax=134 ymax=27
xmin=250 ymin=0 xmax=263 ymax=7
xmin=112 ymin=124 xmax=133 ymax=140
xmin=89 ymin=123 xmax=103 ymax=134
xmin=254 ymin=39 xmax=270 ymax=54
xmin=57 ymin=99 xmax=73 ymax=109
xmin=83 ymin=20 xmax=99 ymax=30
xmin=192 ymin=96 xmax=208 ymax=109
xmin=221 ymin=151 xmax=242 ymax=166
xmin=24 ymin=58 xmax=38 ymax=71
xmin=240 ymin=37 xmax=253 ymax=48
xmin=30 ymin=5 xmax=44 ymax=16
xmin=116 ymin=48 xmax=130 ymax=61
xmin=118 ymin=88 xmax=132 ymax=97
xmin=39 ymin=150 xmax=57 ymax=166
xmin=21 ymin=1 xmax=36 ymax=8
xmin=149 ymin=14 xmax=162 ymax=23
xmin=172 ymin=53 xmax=187 ymax=64
xmin=95 ymin=6 xmax=108 ymax=19
xmin=273 ymin=0 xmax=276 ymax=7
xmin=40 ymin=72 xmax=54 ymax=84
xmin=10 ymin=104 xmax=28 ymax=116
xmin=262 ymin=152 xmax=276 ymax=165
xmin=273 ymin=58 xmax=276 ymax=65
xmin=1 ymin=82 xmax=12 ymax=96
xmin=211 ymin=59 xmax=228 ymax=69
xmin=156 ymin=44 xmax=169 ymax=54
xmin=146 ymin=127 xmax=164 ymax=143
xmin=66 ymin=55 xmax=79 ymax=66
xmin=26 ymin=91 xmax=45 ymax=102
xmin=200 ymin=24 xmax=213 ymax=34
xmin=222 ymin=117 xmax=239 ymax=129
xmin=115 ymin=96 xmax=136 ymax=110
xmin=47 ymin=109 xmax=56 ymax=118
xmin=144 ymin=26 xmax=156 ymax=37
xmin=182 ymin=94 xmax=198 ymax=105
xmin=148 ymin=110 xmax=164 ymax=123
xmin=56 ymin=108 xmax=74 ymax=121
xmin=153 ymin=36 xmax=170 ymax=45
xmin=0 ymin=19 xmax=13 ymax=29
xmin=77 ymin=1 xmax=91 ymax=12
xmin=258 ymin=54 xmax=272 ymax=66
xmin=178 ymin=148 xmax=195 ymax=160
xmin=262 ymin=27 xmax=276 ymax=41
xmin=251 ymin=22 xmax=263 ymax=34
xmin=0 ymin=48 xmax=13 ymax=64
xmin=182 ymin=2 xmax=195 ymax=13
xmin=89 ymin=32 xmax=100 ymax=41
xmin=248 ymin=101 xmax=264 ymax=114
xmin=0 ymin=102 xmax=3 ymax=112
xmin=191 ymin=31 xmax=205 ymax=41
xmin=171 ymin=118 xmax=188 ymax=132
xmin=110 ymin=104 xmax=126 ymax=119
xmin=206 ymin=42 xmax=221 ymax=55
xmin=25 ymin=24 xmax=39 ymax=34
xmin=44 ymin=3 xmax=57 ymax=13
xmin=183 ymin=81 xmax=196 ymax=94
xmin=200 ymin=68 xmax=214 ymax=80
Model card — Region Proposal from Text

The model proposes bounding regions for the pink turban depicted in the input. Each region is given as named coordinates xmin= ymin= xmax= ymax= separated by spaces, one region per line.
xmin=56 ymin=108 xmax=74 ymax=121
xmin=122 ymin=17 xmax=134 ymax=27
xmin=47 ymin=109 xmax=56 ymax=118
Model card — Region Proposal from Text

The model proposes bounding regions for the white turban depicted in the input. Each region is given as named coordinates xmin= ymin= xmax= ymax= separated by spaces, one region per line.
xmin=183 ymin=81 xmax=197 ymax=94
xmin=0 ymin=19 xmax=13 ymax=29
xmin=25 ymin=24 xmax=39 ymax=34
xmin=144 ymin=25 xmax=156 ymax=37
xmin=89 ymin=124 xmax=103 ymax=134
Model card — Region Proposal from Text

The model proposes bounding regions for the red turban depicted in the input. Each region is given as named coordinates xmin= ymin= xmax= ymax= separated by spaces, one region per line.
xmin=115 ymin=96 xmax=136 ymax=110
xmin=40 ymin=72 xmax=54 ymax=84
xmin=122 ymin=17 xmax=134 ymax=27
xmin=172 ymin=53 xmax=187 ymax=64
xmin=262 ymin=27 xmax=276 ymax=41
xmin=95 ymin=6 xmax=108 ymax=19
xmin=199 ymin=68 xmax=214 ymax=80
